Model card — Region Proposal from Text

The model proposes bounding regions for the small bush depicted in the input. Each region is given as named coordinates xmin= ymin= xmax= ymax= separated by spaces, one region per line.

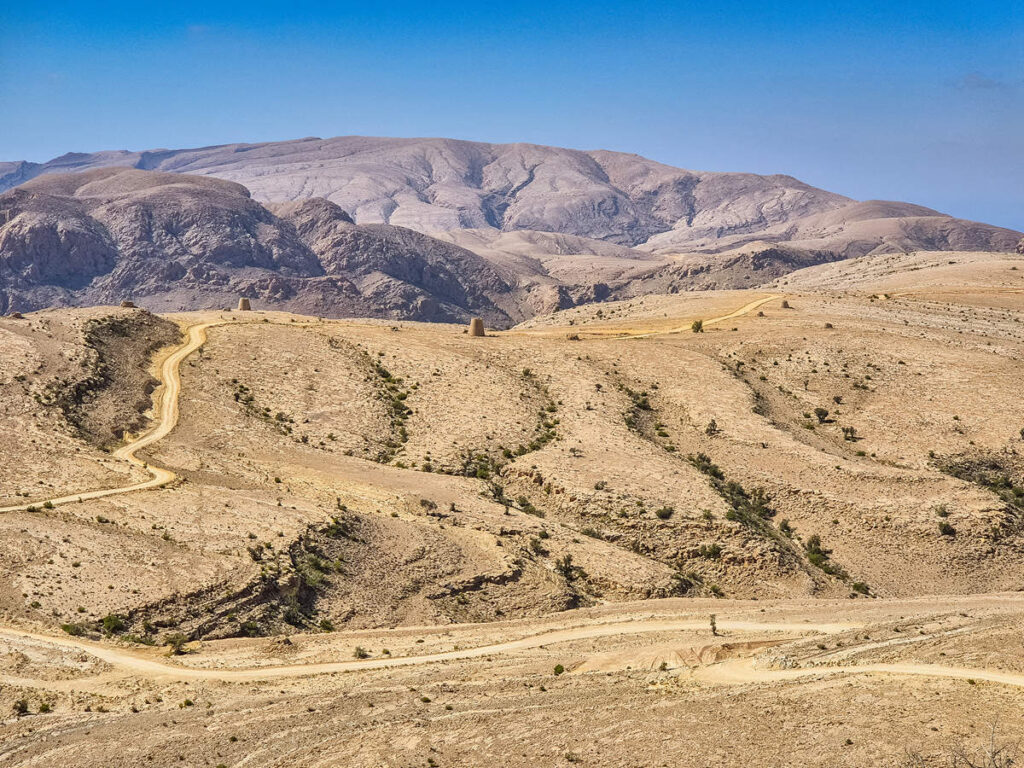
xmin=165 ymin=633 xmax=189 ymax=655
xmin=697 ymin=543 xmax=722 ymax=559
xmin=553 ymin=664 xmax=565 ymax=675
xmin=555 ymin=554 xmax=580 ymax=581
xmin=939 ymin=521 xmax=956 ymax=536
xmin=102 ymin=614 xmax=126 ymax=634
xmin=691 ymin=319 xmax=704 ymax=333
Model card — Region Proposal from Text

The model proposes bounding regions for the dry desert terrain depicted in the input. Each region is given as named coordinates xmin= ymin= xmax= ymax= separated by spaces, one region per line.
xmin=2 ymin=249 xmax=1024 ymax=766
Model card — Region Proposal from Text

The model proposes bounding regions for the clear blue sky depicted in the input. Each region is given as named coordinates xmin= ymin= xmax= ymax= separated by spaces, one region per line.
xmin=2 ymin=1 xmax=1022 ymax=230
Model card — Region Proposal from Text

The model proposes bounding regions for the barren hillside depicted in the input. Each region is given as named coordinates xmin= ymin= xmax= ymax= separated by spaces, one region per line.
xmin=2 ymin=250 xmax=1024 ymax=766
xmin=0 ymin=168 xmax=520 ymax=324
xmin=4 ymin=136 xmax=1018 ymax=261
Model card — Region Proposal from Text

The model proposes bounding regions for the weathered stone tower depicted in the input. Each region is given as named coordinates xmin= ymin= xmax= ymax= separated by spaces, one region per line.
xmin=238 ymin=297 xmax=251 ymax=311
xmin=468 ymin=317 xmax=485 ymax=336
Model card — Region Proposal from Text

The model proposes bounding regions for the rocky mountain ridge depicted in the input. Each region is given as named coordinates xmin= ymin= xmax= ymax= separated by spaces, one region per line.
xmin=4 ymin=136 xmax=1018 ymax=258
xmin=0 ymin=168 xmax=520 ymax=323
xmin=2 ymin=137 xmax=1020 ymax=320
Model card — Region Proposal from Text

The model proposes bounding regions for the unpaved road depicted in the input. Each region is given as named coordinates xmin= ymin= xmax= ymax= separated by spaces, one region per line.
xmin=0 ymin=619 xmax=849 ymax=683
xmin=0 ymin=295 xmax=781 ymax=514
xmin=691 ymin=657 xmax=1024 ymax=689
xmin=3 ymin=616 xmax=1023 ymax=691
xmin=625 ymin=294 xmax=781 ymax=339
xmin=7 ymin=297 xmax=1022 ymax=698
xmin=0 ymin=320 xmax=225 ymax=513
xmin=509 ymin=293 xmax=781 ymax=338
xmin=0 ymin=315 xmax=321 ymax=514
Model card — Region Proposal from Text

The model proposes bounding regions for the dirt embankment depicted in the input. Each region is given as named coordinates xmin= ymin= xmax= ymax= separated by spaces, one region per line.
xmin=45 ymin=310 xmax=181 ymax=447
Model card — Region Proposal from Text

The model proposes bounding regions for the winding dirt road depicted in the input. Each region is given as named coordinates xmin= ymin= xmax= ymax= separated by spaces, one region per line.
xmin=3 ymin=616 xmax=1024 ymax=692
xmin=509 ymin=293 xmax=781 ymax=338
xmin=6 ymin=297 xmax=1021 ymax=697
xmin=0 ymin=619 xmax=845 ymax=683
xmin=625 ymin=294 xmax=781 ymax=339
xmin=0 ymin=320 xmax=226 ymax=514
xmin=0 ymin=295 xmax=782 ymax=515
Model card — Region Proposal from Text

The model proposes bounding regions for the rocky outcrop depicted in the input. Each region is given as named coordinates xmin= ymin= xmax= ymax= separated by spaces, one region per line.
xmin=0 ymin=168 xmax=517 ymax=325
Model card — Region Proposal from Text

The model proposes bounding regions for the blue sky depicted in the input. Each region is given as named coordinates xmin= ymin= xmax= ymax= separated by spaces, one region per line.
xmin=2 ymin=1 xmax=1022 ymax=230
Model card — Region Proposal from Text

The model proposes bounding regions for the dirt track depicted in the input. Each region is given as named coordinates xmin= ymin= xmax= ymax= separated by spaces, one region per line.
xmin=0 ymin=320 xmax=222 ymax=513
xmin=624 ymin=294 xmax=781 ymax=339
xmin=4 ymin=611 xmax=1024 ymax=690
xmin=0 ymin=618 xmax=845 ymax=682
xmin=509 ymin=293 xmax=781 ymax=337
xmin=0 ymin=294 xmax=781 ymax=515
xmin=4 ymin=294 xmax=1024 ymax=696
xmin=0 ymin=316 xmax=323 ymax=514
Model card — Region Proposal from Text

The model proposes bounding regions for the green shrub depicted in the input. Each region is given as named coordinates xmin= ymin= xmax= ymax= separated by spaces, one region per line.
xmin=102 ymin=614 xmax=126 ymax=634
xmin=698 ymin=543 xmax=722 ymax=559
xmin=165 ymin=633 xmax=189 ymax=654
xmin=555 ymin=554 xmax=581 ymax=581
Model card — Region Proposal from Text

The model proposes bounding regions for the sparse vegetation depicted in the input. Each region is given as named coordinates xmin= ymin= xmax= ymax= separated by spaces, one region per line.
xmin=165 ymin=633 xmax=189 ymax=655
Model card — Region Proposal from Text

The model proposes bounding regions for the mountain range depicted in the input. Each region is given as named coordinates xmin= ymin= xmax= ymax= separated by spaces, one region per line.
xmin=1 ymin=136 xmax=1020 ymax=321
